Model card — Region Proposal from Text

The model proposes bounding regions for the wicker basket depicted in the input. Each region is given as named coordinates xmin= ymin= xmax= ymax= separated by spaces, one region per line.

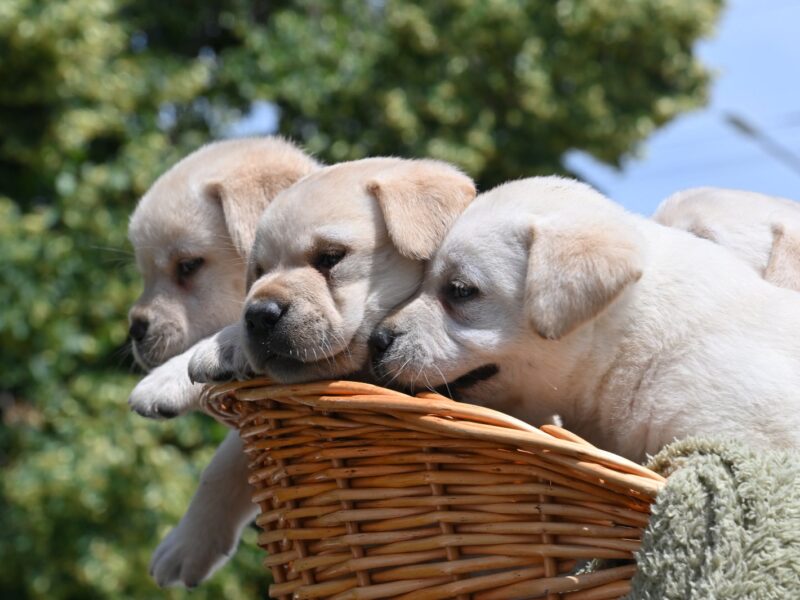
xmin=204 ymin=379 xmax=666 ymax=600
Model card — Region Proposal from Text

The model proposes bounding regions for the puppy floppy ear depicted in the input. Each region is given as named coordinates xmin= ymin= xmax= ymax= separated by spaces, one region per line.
xmin=526 ymin=217 xmax=643 ymax=340
xmin=764 ymin=224 xmax=800 ymax=292
xmin=204 ymin=142 xmax=319 ymax=258
xmin=367 ymin=160 xmax=476 ymax=260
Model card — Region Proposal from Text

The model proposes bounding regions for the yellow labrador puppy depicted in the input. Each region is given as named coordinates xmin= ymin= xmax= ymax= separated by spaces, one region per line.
xmin=372 ymin=177 xmax=800 ymax=463
xmin=125 ymin=137 xmax=318 ymax=588
xmin=127 ymin=137 xmax=319 ymax=418
xmin=153 ymin=158 xmax=475 ymax=588
xmin=655 ymin=187 xmax=800 ymax=291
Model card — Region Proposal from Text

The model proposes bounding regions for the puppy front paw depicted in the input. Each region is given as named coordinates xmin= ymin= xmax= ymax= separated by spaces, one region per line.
xmin=188 ymin=324 xmax=252 ymax=383
xmin=129 ymin=352 xmax=201 ymax=419
xmin=149 ymin=520 xmax=236 ymax=588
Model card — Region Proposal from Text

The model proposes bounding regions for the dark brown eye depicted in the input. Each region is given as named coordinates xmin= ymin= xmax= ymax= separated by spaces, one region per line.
xmin=177 ymin=257 xmax=205 ymax=283
xmin=254 ymin=265 xmax=264 ymax=280
xmin=447 ymin=280 xmax=478 ymax=301
xmin=313 ymin=248 xmax=346 ymax=273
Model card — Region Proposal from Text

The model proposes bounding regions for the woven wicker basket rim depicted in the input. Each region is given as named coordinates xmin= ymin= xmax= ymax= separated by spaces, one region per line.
xmin=204 ymin=378 xmax=666 ymax=495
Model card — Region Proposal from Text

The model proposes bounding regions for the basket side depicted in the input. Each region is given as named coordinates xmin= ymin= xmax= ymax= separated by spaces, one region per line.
xmin=206 ymin=382 xmax=663 ymax=600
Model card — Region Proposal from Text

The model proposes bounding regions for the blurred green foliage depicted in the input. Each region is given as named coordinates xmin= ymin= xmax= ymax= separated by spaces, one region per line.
xmin=0 ymin=0 xmax=721 ymax=598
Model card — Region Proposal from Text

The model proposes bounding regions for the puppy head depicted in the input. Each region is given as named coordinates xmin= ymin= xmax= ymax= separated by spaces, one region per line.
xmin=127 ymin=137 xmax=319 ymax=370
xmin=654 ymin=187 xmax=800 ymax=288
xmin=239 ymin=157 xmax=475 ymax=383
xmin=372 ymin=177 xmax=643 ymax=401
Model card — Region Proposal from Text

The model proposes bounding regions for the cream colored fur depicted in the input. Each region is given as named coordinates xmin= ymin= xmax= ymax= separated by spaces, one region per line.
xmin=654 ymin=187 xmax=800 ymax=291
xmin=164 ymin=157 xmax=475 ymax=588
xmin=128 ymin=137 xmax=318 ymax=418
xmin=126 ymin=138 xmax=319 ymax=587
xmin=374 ymin=177 xmax=800 ymax=464
xmin=188 ymin=157 xmax=475 ymax=384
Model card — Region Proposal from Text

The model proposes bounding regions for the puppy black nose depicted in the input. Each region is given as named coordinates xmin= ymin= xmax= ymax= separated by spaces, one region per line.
xmin=129 ymin=318 xmax=149 ymax=342
xmin=245 ymin=300 xmax=287 ymax=334
xmin=369 ymin=327 xmax=396 ymax=356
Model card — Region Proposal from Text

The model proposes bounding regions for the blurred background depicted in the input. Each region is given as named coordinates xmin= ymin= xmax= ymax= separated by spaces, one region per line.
xmin=568 ymin=0 xmax=800 ymax=211
xmin=1 ymin=0 xmax=796 ymax=598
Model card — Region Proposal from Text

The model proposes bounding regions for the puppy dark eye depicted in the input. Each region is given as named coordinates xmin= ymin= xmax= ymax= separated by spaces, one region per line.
xmin=176 ymin=257 xmax=205 ymax=283
xmin=254 ymin=265 xmax=264 ymax=280
xmin=313 ymin=248 xmax=346 ymax=273
xmin=447 ymin=280 xmax=478 ymax=301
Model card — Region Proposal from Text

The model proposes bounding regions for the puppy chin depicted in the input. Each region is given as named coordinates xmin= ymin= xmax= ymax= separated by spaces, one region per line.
xmin=248 ymin=344 xmax=365 ymax=384
xmin=371 ymin=352 xmax=410 ymax=389
xmin=245 ymin=325 xmax=366 ymax=383
xmin=131 ymin=343 xmax=155 ymax=372
xmin=372 ymin=355 xmax=499 ymax=399
xmin=263 ymin=358 xmax=329 ymax=384
xmin=132 ymin=323 xmax=186 ymax=371
xmin=133 ymin=341 xmax=180 ymax=372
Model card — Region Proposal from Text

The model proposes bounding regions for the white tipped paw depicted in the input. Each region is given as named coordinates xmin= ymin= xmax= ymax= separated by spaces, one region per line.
xmin=188 ymin=323 xmax=252 ymax=384
xmin=149 ymin=520 xmax=236 ymax=588
xmin=129 ymin=351 xmax=202 ymax=419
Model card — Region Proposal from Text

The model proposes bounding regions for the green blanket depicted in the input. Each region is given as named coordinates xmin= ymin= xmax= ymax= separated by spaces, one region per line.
xmin=626 ymin=438 xmax=800 ymax=599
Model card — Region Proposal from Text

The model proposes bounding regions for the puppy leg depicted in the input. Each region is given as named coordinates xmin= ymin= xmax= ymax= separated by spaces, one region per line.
xmin=188 ymin=322 xmax=253 ymax=383
xmin=150 ymin=430 xmax=257 ymax=588
xmin=129 ymin=348 xmax=205 ymax=419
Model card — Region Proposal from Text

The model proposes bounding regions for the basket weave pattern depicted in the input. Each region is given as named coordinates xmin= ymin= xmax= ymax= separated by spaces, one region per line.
xmin=205 ymin=380 xmax=666 ymax=600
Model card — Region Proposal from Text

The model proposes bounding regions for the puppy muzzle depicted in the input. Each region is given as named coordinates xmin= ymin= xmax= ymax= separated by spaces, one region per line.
xmin=369 ymin=326 xmax=402 ymax=381
xmin=244 ymin=299 xmax=289 ymax=367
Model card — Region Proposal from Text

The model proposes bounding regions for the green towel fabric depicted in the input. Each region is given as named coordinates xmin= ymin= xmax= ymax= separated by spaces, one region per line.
xmin=625 ymin=438 xmax=800 ymax=599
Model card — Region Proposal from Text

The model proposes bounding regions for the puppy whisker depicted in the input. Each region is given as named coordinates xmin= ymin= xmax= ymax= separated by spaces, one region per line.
xmin=382 ymin=357 xmax=412 ymax=389
xmin=432 ymin=364 xmax=453 ymax=400
xmin=85 ymin=244 xmax=134 ymax=256
xmin=321 ymin=334 xmax=336 ymax=371
xmin=421 ymin=371 xmax=438 ymax=396
xmin=330 ymin=330 xmax=353 ymax=370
